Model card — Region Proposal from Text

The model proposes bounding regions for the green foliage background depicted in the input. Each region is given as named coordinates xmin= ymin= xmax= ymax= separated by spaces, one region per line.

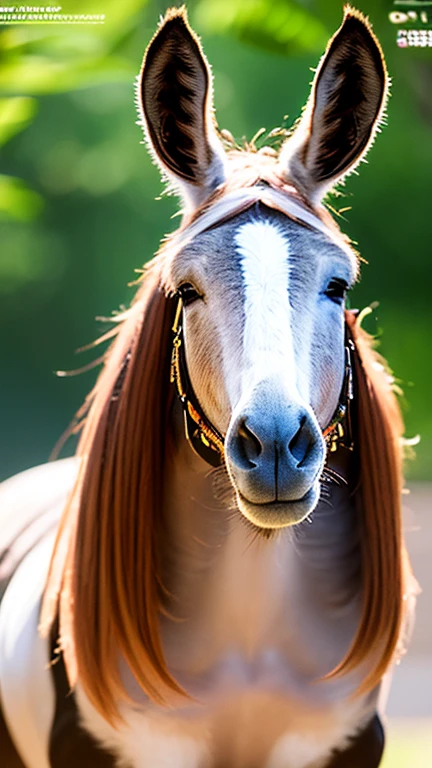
xmin=1 ymin=0 xmax=431 ymax=481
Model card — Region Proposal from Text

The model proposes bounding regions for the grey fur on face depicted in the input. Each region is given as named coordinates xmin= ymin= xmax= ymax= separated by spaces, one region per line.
xmin=168 ymin=203 xmax=355 ymax=528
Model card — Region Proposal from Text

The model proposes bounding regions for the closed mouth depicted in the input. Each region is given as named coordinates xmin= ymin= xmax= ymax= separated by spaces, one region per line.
xmin=236 ymin=484 xmax=319 ymax=530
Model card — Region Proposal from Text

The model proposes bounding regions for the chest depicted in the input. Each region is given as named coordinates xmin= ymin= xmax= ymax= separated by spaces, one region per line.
xmin=76 ymin=517 xmax=370 ymax=768
xmin=160 ymin=508 xmax=361 ymax=685
xmin=76 ymin=677 xmax=373 ymax=768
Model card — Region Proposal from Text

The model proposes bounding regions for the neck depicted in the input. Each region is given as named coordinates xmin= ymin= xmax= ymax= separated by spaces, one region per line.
xmin=158 ymin=401 xmax=362 ymax=691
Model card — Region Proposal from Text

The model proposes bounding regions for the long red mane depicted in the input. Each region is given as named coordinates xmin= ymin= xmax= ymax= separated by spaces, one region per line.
xmin=40 ymin=255 xmax=413 ymax=726
xmin=324 ymin=311 xmax=413 ymax=691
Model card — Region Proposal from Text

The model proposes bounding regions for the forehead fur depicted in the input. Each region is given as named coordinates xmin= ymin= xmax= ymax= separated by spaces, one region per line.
xmin=185 ymin=147 xmax=345 ymax=232
xmin=158 ymin=148 xmax=359 ymax=292
xmin=167 ymin=203 xmax=357 ymax=292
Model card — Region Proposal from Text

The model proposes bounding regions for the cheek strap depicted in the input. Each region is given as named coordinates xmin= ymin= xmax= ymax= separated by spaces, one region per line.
xmin=170 ymin=298 xmax=224 ymax=467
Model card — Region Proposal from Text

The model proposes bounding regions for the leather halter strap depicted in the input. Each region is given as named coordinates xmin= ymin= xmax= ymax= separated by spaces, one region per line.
xmin=170 ymin=298 xmax=224 ymax=467
xmin=170 ymin=294 xmax=355 ymax=469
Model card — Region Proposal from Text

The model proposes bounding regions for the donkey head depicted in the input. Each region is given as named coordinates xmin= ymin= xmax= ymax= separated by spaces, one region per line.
xmin=137 ymin=7 xmax=387 ymax=530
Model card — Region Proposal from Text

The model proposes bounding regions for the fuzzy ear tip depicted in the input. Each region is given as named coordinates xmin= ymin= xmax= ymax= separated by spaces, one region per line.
xmin=342 ymin=5 xmax=374 ymax=35
xmin=343 ymin=4 xmax=367 ymax=21
xmin=159 ymin=5 xmax=190 ymax=30
xmin=340 ymin=4 xmax=386 ymax=72
xmin=151 ymin=6 xmax=202 ymax=52
xmin=141 ymin=6 xmax=198 ymax=78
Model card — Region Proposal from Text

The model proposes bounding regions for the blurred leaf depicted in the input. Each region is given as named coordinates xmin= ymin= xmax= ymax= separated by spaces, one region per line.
xmin=0 ymin=55 xmax=134 ymax=94
xmin=0 ymin=175 xmax=43 ymax=220
xmin=0 ymin=222 xmax=65 ymax=293
xmin=0 ymin=0 xmax=147 ymax=53
xmin=0 ymin=28 xmax=106 ymax=56
xmin=0 ymin=96 xmax=37 ymax=146
xmin=193 ymin=0 xmax=329 ymax=55
xmin=61 ymin=0 xmax=146 ymax=33
xmin=0 ymin=0 xmax=147 ymax=226
xmin=0 ymin=0 xmax=149 ymax=96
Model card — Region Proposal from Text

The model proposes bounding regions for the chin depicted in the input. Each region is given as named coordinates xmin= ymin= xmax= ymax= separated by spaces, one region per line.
xmin=236 ymin=483 xmax=320 ymax=530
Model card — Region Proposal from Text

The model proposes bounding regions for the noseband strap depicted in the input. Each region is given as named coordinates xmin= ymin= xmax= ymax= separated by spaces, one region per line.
xmin=170 ymin=296 xmax=355 ymax=469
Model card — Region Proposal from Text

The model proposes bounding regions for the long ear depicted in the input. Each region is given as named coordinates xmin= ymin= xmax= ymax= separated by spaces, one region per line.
xmin=278 ymin=6 xmax=388 ymax=203
xmin=137 ymin=8 xmax=226 ymax=213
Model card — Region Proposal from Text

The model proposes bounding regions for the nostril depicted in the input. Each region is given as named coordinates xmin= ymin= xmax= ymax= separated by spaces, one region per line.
xmin=235 ymin=419 xmax=262 ymax=469
xmin=288 ymin=416 xmax=315 ymax=467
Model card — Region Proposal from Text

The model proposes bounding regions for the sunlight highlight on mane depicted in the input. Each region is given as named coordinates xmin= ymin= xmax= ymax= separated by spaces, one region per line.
xmin=40 ymin=262 xmax=187 ymax=723
xmin=323 ymin=312 xmax=413 ymax=692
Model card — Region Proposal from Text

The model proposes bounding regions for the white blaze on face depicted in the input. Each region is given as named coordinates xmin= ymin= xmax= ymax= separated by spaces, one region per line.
xmin=235 ymin=220 xmax=300 ymax=399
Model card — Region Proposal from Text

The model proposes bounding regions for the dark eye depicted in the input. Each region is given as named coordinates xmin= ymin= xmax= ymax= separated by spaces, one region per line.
xmin=324 ymin=278 xmax=348 ymax=305
xmin=178 ymin=282 xmax=202 ymax=307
